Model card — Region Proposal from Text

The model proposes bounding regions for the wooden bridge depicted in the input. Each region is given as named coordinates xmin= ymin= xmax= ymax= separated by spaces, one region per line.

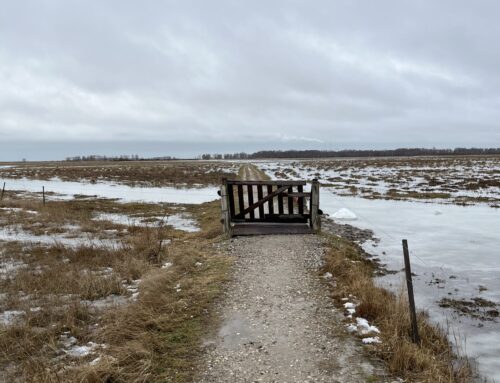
xmin=219 ymin=179 xmax=320 ymax=236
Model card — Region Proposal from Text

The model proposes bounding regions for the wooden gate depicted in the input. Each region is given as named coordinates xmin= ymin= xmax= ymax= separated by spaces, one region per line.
xmin=219 ymin=179 xmax=320 ymax=236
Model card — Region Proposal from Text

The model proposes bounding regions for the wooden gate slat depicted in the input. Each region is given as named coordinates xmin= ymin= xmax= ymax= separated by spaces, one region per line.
xmin=228 ymin=183 xmax=235 ymax=218
xmin=257 ymin=185 xmax=264 ymax=218
xmin=267 ymin=185 xmax=274 ymax=215
xmin=247 ymin=184 xmax=255 ymax=219
xmin=297 ymin=184 xmax=304 ymax=214
xmin=237 ymin=184 xmax=244 ymax=216
xmin=287 ymin=186 xmax=294 ymax=214
xmin=278 ymin=184 xmax=284 ymax=214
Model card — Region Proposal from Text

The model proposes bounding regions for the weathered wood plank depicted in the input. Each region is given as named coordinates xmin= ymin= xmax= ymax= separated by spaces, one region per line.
xmin=220 ymin=178 xmax=232 ymax=237
xmin=228 ymin=183 xmax=235 ymax=219
xmin=257 ymin=185 xmax=264 ymax=218
xmin=310 ymin=179 xmax=321 ymax=232
xmin=267 ymin=184 xmax=274 ymax=215
xmin=297 ymin=185 xmax=304 ymax=215
xmin=287 ymin=186 xmax=294 ymax=215
xmin=237 ymin=184 xmax=244 ymax=217
xmin=227 ymin=180 xmax=306 ymax=186
xmin=282 ymin=192 xmax=310 ymax=198
xmin=232 ymin=223 xmax=314 ymax=236
xmin=278 ymin=184 xmax=284 ymax=214
xmin=247 ymin=184 xmax=255 ymax=220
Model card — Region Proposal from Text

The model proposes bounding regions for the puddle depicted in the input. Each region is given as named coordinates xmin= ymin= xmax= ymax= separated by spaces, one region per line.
xmin=218 ymin=313 xmax=255 ymax=350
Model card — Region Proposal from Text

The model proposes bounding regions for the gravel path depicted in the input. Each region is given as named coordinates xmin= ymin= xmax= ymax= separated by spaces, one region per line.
xmin=198 ymin=235 xmax=383 ymax=382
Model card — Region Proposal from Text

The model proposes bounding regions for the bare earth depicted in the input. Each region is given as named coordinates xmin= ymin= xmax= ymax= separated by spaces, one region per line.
xmin=198 ymin=235 xmax=385 ymax=382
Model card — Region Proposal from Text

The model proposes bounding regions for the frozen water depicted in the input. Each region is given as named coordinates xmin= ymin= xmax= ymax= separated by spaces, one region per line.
xmin=0 ymin=226 xmax=122 ymax=249
xmin=321 ymin=190 xmax=500 ymax=381
xmin=0 ymin=177 xmax=218 ymax=204
xmin=94 ymin=212 xmax=199 ymax=232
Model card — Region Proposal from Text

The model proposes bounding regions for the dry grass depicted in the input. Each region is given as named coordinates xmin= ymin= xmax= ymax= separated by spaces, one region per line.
xmin=322 ymin=234 xmax=473 ymax=382
xmin=0 ymin=187 xmax=231 ymax=382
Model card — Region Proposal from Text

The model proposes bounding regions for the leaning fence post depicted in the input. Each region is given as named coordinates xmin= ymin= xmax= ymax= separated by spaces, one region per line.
xmin=0 ymin=182 xmax=5 ymax=201
xmin=310 ymin=179 xmax=321 ymax=232
xmin=219 ymin=178 xmax=232 ymax=237
xmin=42 ymin=186 xmax=46 ymax=206
xmin=402 ymin=239 xmax=420 ymax=344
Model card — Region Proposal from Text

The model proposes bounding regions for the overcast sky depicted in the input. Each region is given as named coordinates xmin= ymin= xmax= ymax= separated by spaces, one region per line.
xmin=1 ymin=0 xmax=499 ymax=160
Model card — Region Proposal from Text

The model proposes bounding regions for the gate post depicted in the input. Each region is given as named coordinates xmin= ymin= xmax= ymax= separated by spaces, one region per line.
xmin=220 ymin=178 xmax=232 ymax=237
xmin=310 ymin=179 xmax=321 ymax=232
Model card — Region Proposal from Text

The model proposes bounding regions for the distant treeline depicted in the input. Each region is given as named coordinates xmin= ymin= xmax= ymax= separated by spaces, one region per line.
xmin=65 ymin=155 xmax=178 ymax=161
xmin=201 ymin=147 xmax=500 ymax=160
xmin=66 ymin=148 xmax=500 ymax=162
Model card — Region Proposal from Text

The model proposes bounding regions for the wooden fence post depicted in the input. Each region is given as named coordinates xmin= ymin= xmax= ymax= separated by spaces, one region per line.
xmin=402 ymin=239 xmax=420 ymax=344
xmin=0 ymin=182 xmax=5 ymax=201
xmin=310 ymin=179 xmax=321 ymax=232
xmin=219 ymin=178 xmax=232 ymax=237
xmin=42 ymin=186 xmax=46 ymax=206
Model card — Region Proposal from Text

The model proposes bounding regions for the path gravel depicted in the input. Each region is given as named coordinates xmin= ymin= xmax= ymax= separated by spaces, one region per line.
xmin=198 ymin=234 xmax=384 ymax=382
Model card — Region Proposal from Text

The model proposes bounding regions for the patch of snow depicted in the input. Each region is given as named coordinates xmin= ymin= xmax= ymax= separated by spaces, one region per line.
xmin=61 ymin=338 xmax=106 ymax=358
xmin=331 ymin=208 xmax=358 ymax=220
xmin=346 ymin=324 xmax=358 ymax=333
xmin=0 ymin=225 xmax=122 ymax=249
xmin=162 ymin=262 xmax=173 ymax=269
xmin=356 ymin=317 xmax=380 ymax=335
xmin=90 ymin=356 xmax=101 ymax=365
xmin=84 ymin=295 xmax=129 ymax=309
xmin=195 ymin=262 xmax=203 ymax=267
xmin=362 ymin=336 xmax=382 ymax=344
xmin=0 ymin=207 xmax=23 ymax=213
xmin=94 ymin=212 xmax=200 ymax=232
xmin=323 ymin=272 xmax=333 ymax=279
xmin=0 ymin=310 xmax=24 ymax=325
xmin=0 ymin=260 xmax=26 ymax=279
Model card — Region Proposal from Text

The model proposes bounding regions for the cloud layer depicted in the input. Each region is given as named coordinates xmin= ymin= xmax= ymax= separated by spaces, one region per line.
xmin=1 ymin=0 xmax=499 ymax=155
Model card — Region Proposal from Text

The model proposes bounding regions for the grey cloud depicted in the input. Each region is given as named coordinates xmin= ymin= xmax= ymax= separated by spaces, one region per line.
xmin=0 ymin=0 xmax=499 ymax=157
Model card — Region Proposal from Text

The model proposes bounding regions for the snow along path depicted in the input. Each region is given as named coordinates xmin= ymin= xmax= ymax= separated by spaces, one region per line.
xmin=198 ymin=235 xmax=384 ymax=382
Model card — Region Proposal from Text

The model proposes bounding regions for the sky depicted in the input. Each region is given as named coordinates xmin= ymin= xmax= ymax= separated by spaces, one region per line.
xmin=1 ymin=0 xmax=499 ymax=160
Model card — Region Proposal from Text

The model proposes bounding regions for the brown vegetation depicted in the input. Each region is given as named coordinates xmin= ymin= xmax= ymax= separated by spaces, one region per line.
xmin=0 ymin=160 xmax=238 ymax=187
xmin=322 ymin=234 xmax=473 ymax=382
xmin=0 ymin=189 xmax=231 ymax=382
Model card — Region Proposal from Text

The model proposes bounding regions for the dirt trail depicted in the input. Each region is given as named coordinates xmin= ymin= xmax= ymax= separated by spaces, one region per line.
xmin=240 ymin=163 xmax=269 ymax=181
xmin=197 ymin=164 xmax=384 ymax=382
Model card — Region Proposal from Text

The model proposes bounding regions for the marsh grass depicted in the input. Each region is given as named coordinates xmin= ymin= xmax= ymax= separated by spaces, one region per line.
xmin=0 ymin=160 xmax=238 ymax=187
xmin=323 ymin=234 xmax=473 ymax=382
xmin=0 ymin=187 xmax=231 ymax=382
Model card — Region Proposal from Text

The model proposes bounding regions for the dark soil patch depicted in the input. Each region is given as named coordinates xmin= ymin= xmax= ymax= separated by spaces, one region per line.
xmin=439 ymin=297 xmax=499 ymax=321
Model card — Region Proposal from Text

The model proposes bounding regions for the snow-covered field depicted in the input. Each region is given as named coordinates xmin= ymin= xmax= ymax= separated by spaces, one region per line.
xmin=257 ymin=157 xmax=500 ymax=208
